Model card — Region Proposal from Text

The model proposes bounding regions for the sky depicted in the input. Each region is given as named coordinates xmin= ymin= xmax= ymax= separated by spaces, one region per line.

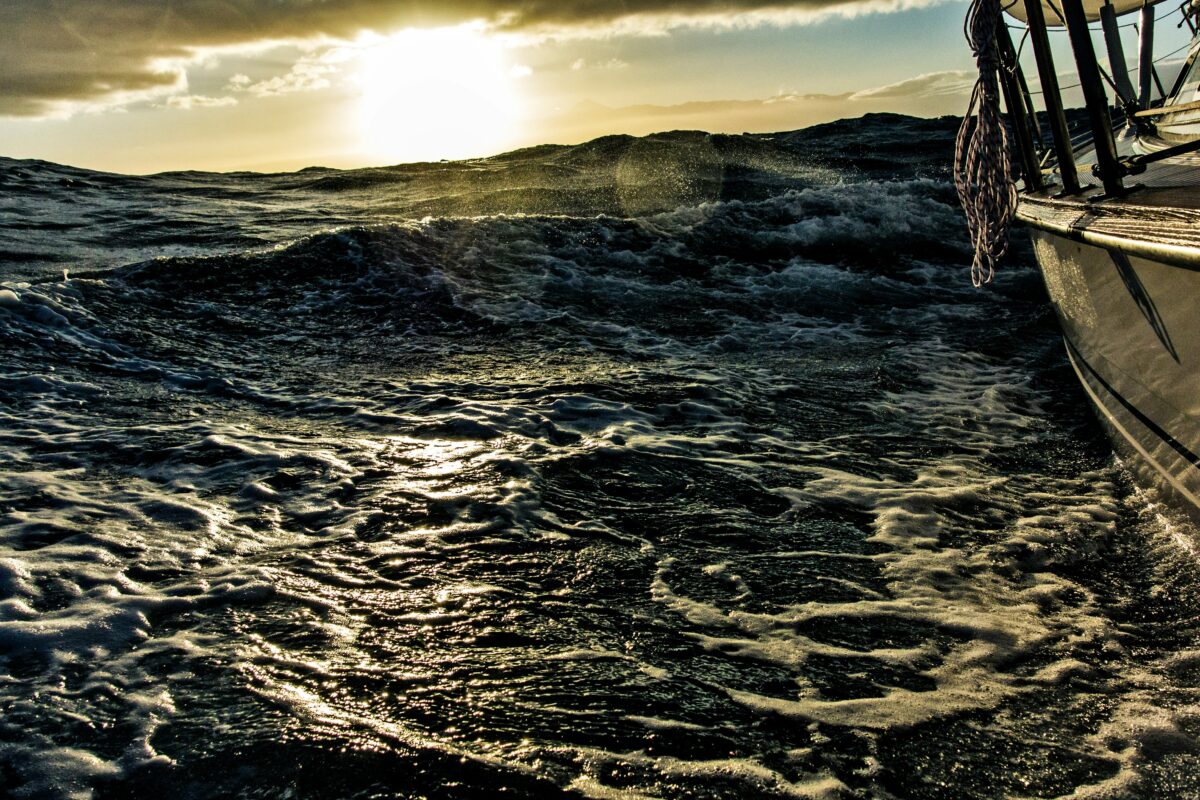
xmin=0 ymin=0 xmax=1191 ymax=173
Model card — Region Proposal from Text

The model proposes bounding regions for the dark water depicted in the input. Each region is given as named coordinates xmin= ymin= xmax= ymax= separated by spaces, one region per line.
xmin=2 ymin=114 xmax=1199 ymax=799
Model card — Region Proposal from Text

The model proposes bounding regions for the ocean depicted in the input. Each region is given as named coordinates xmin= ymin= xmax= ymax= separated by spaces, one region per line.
xmin=1 ymin=113 xmax=1198 ymax=799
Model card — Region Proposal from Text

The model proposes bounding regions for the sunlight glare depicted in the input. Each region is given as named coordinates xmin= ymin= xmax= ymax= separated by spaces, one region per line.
xmin=355 ymin=26 xmax=525 ymax=164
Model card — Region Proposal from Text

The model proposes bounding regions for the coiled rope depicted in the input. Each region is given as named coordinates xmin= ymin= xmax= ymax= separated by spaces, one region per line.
xmin=955 ymin=0 xmax=1019 ymax=287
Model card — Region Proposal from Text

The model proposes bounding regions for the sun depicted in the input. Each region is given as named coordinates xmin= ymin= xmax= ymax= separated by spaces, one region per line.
xmin=354 ymin=26 xmax=526 ymax=165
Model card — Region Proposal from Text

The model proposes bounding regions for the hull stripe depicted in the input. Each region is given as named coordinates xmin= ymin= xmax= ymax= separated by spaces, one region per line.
xmin=1063 ymin=336 xmax=1200 ymax=470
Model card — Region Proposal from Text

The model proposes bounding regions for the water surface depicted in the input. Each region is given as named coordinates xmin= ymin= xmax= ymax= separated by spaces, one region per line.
xmin=2 ymin=115 xmax=1199 ymax=799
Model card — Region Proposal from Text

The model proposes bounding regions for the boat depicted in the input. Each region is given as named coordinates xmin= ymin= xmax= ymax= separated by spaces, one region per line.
xmin=959 ymin=0 xmax=1200 ymax=517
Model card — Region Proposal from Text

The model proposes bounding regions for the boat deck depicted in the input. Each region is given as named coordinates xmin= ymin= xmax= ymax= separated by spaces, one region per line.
xmin=1019 ymin=123 xmax=1200 ymax=267
xmin=1038 ymin=126 xmax=1200 ymax=209
xmin=1105 ymin=145 xmax=1200 ymax=208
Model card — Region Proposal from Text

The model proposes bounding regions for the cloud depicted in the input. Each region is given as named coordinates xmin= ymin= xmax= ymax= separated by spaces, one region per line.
xmin=164 ymin=94 xmax=239 ymax=110
xmin=235 ymin=57 xmax=340 ymax=97
xmin=571 ymin=58 xmax=631 ymax=71
xmin=849 ymin=70 xmax=975 ymax=100
xmin=1 ymin=0 xmax=953 ymax=117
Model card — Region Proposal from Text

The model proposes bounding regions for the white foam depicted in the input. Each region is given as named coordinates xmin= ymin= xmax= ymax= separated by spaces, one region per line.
xmin=564 ymin=747 xmax=848 ymax=800
xmin=3 ymin=747 xmax=121 ymax=800
xmin=649 ymin=345 xmax=1136 ymax=735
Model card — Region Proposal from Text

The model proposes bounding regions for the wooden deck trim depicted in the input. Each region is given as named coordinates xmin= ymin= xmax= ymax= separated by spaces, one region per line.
xmin=1016 ymin=193 xmax=1200 ymax=270
xmin=1134 ymin=98 xmax=1200 ymax=118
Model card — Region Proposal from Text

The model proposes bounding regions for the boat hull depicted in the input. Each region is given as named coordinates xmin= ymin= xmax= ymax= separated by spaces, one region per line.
xmin=1029 ymin=227 xmax=1200 ymax=516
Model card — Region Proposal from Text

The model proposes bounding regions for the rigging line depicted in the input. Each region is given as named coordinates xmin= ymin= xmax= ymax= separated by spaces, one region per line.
xmin=1097 ymin=61 xmax=1137 ymax=104
xmin=1011 ymin=19 xmax=1189 ymax=97
xmin=1016 ymin=26 xmax=1032 ymax=59
xmin=1047 ymin=0 xmax=1068 ymax=26
xmin=1026 ymin=78 xmax=1084 ymax=95
xmin=1154 ymin=38 xmax=1196 ymax=62
xmin=1005 ymin=4 xmax=1177 ymax=32
xmin=1125 ymin=5 xmax=1183 ymax=26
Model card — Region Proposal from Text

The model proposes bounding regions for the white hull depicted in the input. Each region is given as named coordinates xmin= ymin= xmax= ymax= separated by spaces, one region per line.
xmin=1030 ymin=227 xmax=1200 ymax=515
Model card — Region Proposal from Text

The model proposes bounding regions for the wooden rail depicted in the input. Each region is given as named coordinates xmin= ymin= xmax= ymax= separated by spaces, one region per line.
xmin=1135 ymin=98 xmax=1200 ymax=118
xmin=1017 ymin=193 xmax=1200 ymax=271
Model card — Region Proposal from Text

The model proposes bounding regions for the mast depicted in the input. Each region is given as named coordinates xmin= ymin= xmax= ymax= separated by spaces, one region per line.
xmin=997 ymin=25 xmax=1045 ymax=191
xmin=1100 ymin=0 xmax=1138 ymax=105
xmin=1138 ymin=3 xmax=1156 ymax=107
xmin=1059 ymin=0 xmax=1126 ymax=196
xmin=1022 ymin=0 xmax=1082 ymax=193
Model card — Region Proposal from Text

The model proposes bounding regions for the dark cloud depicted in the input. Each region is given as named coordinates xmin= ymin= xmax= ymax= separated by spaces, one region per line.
xmin=1 ymin=0 xmax=917 ymax=116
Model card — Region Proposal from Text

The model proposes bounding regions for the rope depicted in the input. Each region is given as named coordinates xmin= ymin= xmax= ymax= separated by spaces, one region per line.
xmin=955 ymin=0 xmax=1019 ymax=287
